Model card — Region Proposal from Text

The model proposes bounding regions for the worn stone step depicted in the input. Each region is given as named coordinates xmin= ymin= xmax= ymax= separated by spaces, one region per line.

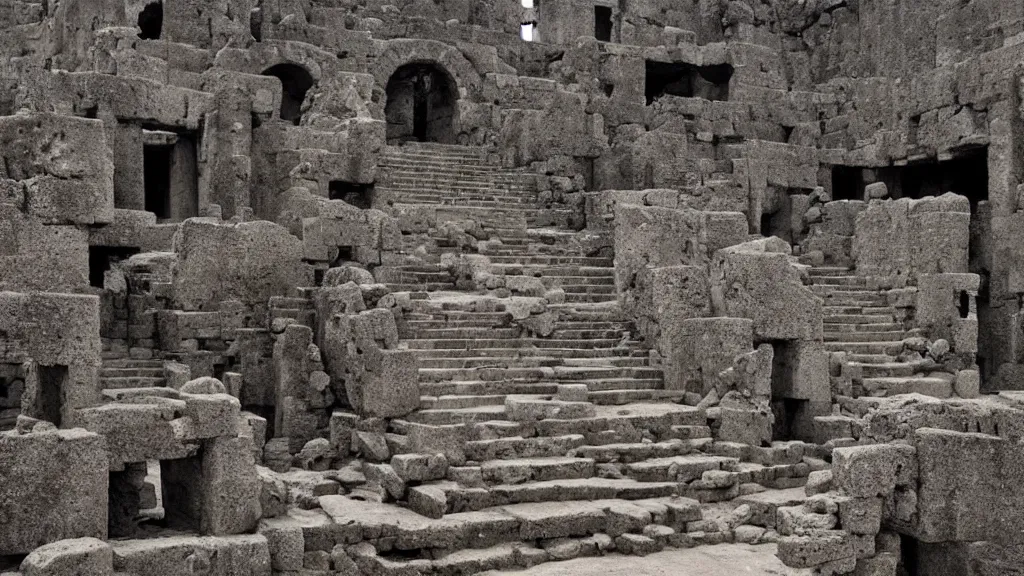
xmin=824 ymin=322 xmax=903 ymax=334
xmin=823 ymin=330 xmax=906 ymax=342
xmin=809 ymin=276 xmax=868 ymax=286
xmin=408 ymin=405 xmax=508 ymax=425
xmin=102 ymin=359 xmax=165 ymax=369
xmin=480 ymin=456 xmax=596 ymax=484
xmin=824 ymin=341 xmax=902 ymax=354
xmin=861 ymin=376 xmax=953 ymax=397
xmin=422 ymin=394 xmax=509 ymax=410
xmin=465 ymin=434 xmax=586 ymax=461
xmin=574 ymin=439 xmax=699 ymax=463
xmin=846 ymin=353 xmax=897 ymax=364
xmin=823 ymin=314 xmax=896 ymax=325
xmin=99 ymin=376 xmax=167 ymax=389
xmin=317 ymin=494 xmax=701 ymax=553
xmin=100 ymin=367 xmax=165 ymax=378
xmin=444 ymin=478 xmax=682 ymax=513
xmin=588 ymin=389 xmax=679 ymax=405
xmin=410 ymin=348 xmax=642 ymax=360
xmin=853 ymin=361 xmax=917 ymax=378
xmin=626 ymin=454 xmax=739 ymax=483
xmin=407 ymin=338 xmax=628 ymax=350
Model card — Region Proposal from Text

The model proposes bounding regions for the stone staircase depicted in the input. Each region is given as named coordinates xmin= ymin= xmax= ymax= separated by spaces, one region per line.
xmin=809 ymin=266 xmax=946 ymax=398
xmin=99 ymin=357 xmax=167 ymax=390
xmin=375 ymin=143 xmax=671 ymax=416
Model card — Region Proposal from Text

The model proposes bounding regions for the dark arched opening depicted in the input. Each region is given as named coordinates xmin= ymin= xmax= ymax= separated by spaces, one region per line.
xmin=137 ymin=1 xmax=163 ymax=40
xmin=384 ymin=62 xmax=458 ymax=144
xmin=261 ymin=63 xmax=315 ymax=125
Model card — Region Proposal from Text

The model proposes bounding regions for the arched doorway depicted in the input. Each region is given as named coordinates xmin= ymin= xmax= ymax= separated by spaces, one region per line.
xmin=384 ymin=62 xmax=458 ymax=144
xmin=261 ymin=63 xmax=315 ymax=125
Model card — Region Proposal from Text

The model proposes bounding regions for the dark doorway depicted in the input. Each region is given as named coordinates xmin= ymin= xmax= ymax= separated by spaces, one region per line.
xmin=261 ymin=63 xmax=315 ymax=125
xmin=137 ymin=2 xmax=163 ymax=40
xmin=143 ymin=129 xmax=199 ymax=223
xmin=143 ymin=144 xmax=172 ymax=219
xmin=329 ymin=181 xmax=374 ymax=209
xmin=385 ymin=62 xmax=458 ymax=144
xmin=89 ymin=246 xmax=140 ymax=288
xmin=645 ymin=61 xmax=733 ymax=105
xmin=36 ymin=365 xmax=67 ymax=427
xmin=594 ymin=6 xmax=613 ymax=42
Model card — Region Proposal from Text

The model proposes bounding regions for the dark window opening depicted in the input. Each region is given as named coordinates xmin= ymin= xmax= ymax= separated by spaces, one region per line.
xmin=137 ymin=2 xmax=163 ymax=40
xmin=958 ymin=291 xmax=971 ymax=319
xmin=385 ymin=62 xmax=458 ymax=144
xmin=329 ymin=181 xmax=374 ymax=209
xmin=644 ymin=60 xmax=733 ymax=105
xmin=261 ymin=63 xmax=315 ymax=125
xmin=314 ymin=268 xmax=325 ymax=287
xmin=143 ymin=130 xmax=200 ymax=223
xmin=250 ymin=7 xmax=263 ymax=42
xmin=0 ymin=364 xmax=25 ymax=432
xmin=331 ymin=246 xmax=354 ymax=268
xmin=89 ymin=246 xmax=140 ymax=289
xmin=36 ymin=365 xmax=66 ymax=427
xmin=143 ymin=144 xmax=172 ymax=219
xmin=830 ymin=165 xmax=864 ymax=201
xmin=594 ymin=5 xmax=612 ymax=42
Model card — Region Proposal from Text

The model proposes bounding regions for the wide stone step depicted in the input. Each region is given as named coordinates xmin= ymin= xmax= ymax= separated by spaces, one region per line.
xmin=486 ymin=256 xmax=614 ymax=266
xmin=406 ymin=338 xmax=628 ymax=350
xmin=861 ymin=376 xmax=954 ymax=397
xmin=99 ymin=376 xmax=167 ymax=389
xmin=410 ymin=348 xmax=643 ymax=361
xmin=443 ymin=478 xmax=682 ymax=513
xmin=626 ymin=455 xmax=739 ymax=483
xmin=564 ymin=293 xmax=618 ymax=303
xmin=408 ymin=405 xmax=508 ymax=425
xmin=853 ymin=362 xmax=917 ymax=378
xmin=100 ymin=367 xmax=165 ymax=378
xmin=823 ymin=330 xmax=906 ymax=342
xmin=823 ymin=314 xmax=895 ymax=325
xmin=806 ymin=272 xmax=864 ymax=282
xmin=808 ymin=267 xmax=853 ymax=277
xmin=493 ymin=265 xmax=615 ymax=278
xmin=465 ymin=434 xmax=586 ymax=461
xmin=574 ymin=440 xmax=701 ymax=463
xmin=824 ymin=322 xmax=903 ymax=333
xmin=846 ymin=353 xmax=897 ymax=364
xmin=422 ymin=394 xmax=509 ymax=410
xmin=589 ymin=389 xmax=679 ymax=405
xmin=317 ymin=495 xmax=701 ymax=553
xmin=102 ymin=359 xmax=165 ymax=369
xmin=480 ymin=456 xmax=596 ymax=484
xmin=824 ymin=341 xmax=902 ymax=354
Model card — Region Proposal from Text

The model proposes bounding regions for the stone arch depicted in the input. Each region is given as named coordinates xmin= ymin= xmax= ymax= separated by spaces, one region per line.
xmin=374 ymin=40 xmax=481 ymax=143
xmin=262 ymin=62 xmax=315 ymax=124
xmin=384 ymin=62 xmax=460 ymax=144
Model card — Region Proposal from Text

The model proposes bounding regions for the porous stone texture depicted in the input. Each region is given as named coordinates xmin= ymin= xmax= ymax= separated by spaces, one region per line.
xmin=3 ymin=0 xmax=1023 ymax=574
xmin=0 ymin=429 xmax=108 ymax=555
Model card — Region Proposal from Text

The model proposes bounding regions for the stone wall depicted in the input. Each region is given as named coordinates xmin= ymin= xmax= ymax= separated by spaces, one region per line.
xmin=852 ymin=194 xmax=971 ymax=286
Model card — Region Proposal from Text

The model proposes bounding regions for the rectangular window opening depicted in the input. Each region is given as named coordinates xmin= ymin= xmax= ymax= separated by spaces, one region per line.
xmin=594 ymin=5 xmax=612 ymax=42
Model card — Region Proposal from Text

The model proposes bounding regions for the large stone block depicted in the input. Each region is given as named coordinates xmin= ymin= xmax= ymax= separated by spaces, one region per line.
xmin=713 ymin=240 xmax=823 ymax=341
xmin=111 ymin=534 xmax=271 ymax=576
xmin=0 ymin=429 xmax=108 ymax=555
xmin=666 ymin=317 xmax=753 ymax=394
xmin=0 ymin=113 xmax=114 ymax=225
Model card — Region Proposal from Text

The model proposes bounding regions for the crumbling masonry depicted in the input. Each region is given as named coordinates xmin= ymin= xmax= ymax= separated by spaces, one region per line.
xmin=2 ymin=0 xmax=1024 ymax=574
